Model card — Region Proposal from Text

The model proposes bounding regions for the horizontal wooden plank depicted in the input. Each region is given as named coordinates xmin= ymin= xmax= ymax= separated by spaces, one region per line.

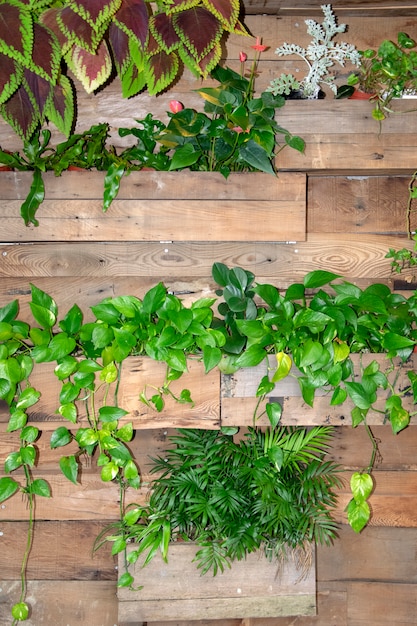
xmin=0 ymin=472 xmax=146 ymax=521
xmin=118 ymin=544 xmax=316 ymax=622
xmin=280 ymin=129 xmax=417 ymax=172
xmin=243 ymin=2 xmax=417 ymax=16
xmin=0 ymin=171 xmax=306 ymax=243
xmin=347 ymin=581 xmax=417 ymax=625
xmin=220 ymin=354 xmax=417 ymax=427
xmin=318 ymin=525 xmax=417 ymax=583
xmin=308 ymin=175 xmax=414 ymax=235
xmin=0 ymin=233 xmax=406 ymax=281
xmin=1 ymin=521 xmax=117 ymax=580
xmin=0 ymin=580 xmax=118 ymax=626
xmin=0 ymin=358 xmax=220 ymax=431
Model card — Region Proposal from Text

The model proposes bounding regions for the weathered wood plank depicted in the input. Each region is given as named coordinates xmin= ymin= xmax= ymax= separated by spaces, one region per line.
xmin=243 ymin=2 xmax=417 ymax=17
xmin=318 ymin=525 xmax=417 ymax=583
xmin=347 ymin=581 xmax=417 ymax=625
xmin=0 ymin=171 xmax=306 ymax=243
xmin=0 ymin=235 xmax=399 ymax=282
xmin=0 ymin=358 xmax=220 ymax=431
xmin=308 ymin=175 xmax=414 ymax=235
xmin=220 ymin=354 xmax=417 ymax=427
xmin=118 ymin=544 xmax=316 ymax=622
xmin=0 ymin=580 xmax=118 ymax=626
xmin=1 ymin=521 xmax=117 ymax=580
xmin=0 ymin=472 xmax=146 ymax=521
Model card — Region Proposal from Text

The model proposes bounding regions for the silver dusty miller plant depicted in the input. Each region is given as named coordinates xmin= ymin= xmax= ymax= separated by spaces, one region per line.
xmin=268 ymin=4 xmax=360 ymax=98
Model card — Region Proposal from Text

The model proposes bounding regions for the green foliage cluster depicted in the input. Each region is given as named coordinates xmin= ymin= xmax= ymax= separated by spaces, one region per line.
xmin=347 ymin=32 xmax=417 ymax=120
xmin=1 ymin=263 xmax=417 ymax=615
xmin=0 ymin=0 xmax=246 ymax=140
xmin=111 ymin=426 xmax=341 ymax=587
xmin=0 ymin=61 xmax=305 ymax=227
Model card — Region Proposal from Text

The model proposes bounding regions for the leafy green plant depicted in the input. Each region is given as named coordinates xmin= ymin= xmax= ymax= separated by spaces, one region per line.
xmin=0 ymin=123 xmax=136 ymax=225
xmin=107 ymin=425 xmax=341 ymax=587
xmin=0 ymin=48 xmax=305 ymax=226
xmin=385 ymin=170 xmax=417 ymax=275
xmin=119 ymin=50 xmax=305 ymax=177
xmin=347 ymin=32 xmax=417 ymax=120
xmin=0 ymin=0 xmax=247 ymax=140
xmin=267 ymin=4 xmax=360 ymax=99
xmin=1 ymin=263 xmax=417 ymax=617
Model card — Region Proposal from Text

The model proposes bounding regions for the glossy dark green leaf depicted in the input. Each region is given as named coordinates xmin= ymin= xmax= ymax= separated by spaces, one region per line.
xmin=30 ymin=478 xmax=51 ymax=497
xmin=20 ymin=169 xmax=44 ymax=226
xmin=60 ymin=455 xmax=79 ymax=484
xmin=303 ymin=270 xmax=340 ymax=289
xmin=50 ymin=426 xmax=73 ymax=449
xmin=0 ymin=476 xmax=19 ymax=502
xmin=99 ymin=406 xmax=129 ymax=423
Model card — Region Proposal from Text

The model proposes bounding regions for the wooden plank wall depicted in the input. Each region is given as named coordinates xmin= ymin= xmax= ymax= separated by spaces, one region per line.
xmin=1 ymin=8 xmax=417 ymax=626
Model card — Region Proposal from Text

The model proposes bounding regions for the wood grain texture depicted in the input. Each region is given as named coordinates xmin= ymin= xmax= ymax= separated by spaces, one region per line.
xmin=1 ymin=521 xmax=117 ymax=580
xmin=0 ymin=171 xmax=306 ymax=243
xmin=243 ymin=2 xmax=417 ymax=16
xmin=0 ymin=358 xmax=220 ymax=432
xmin=118 ymin=544 xmax=316 ymax=622
xmin=0 ymin=581 xmax=118 ymax=626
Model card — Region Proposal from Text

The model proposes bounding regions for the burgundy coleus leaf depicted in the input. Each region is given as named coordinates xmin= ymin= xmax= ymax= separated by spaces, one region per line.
xmin=108 ymin=22 xmax=131 ymax=75
xmin=68 ymin=40 xmax=113 ymax=93
xmin=56 ymin=6 xmax=106 ymax=53
xmin=173 ymin=7 xmax=222 ymax=61
xmin=31 ymin=22 xmax=61 ymax=83
xmin=0 ymin=54 xmax=23 ymax=105
xmin=44 ymin=75 xmax=75 ymax=137
xmin=25 ymin=66 xmax=52 ymax=115
xmin=114 ymin=0 xmax=149 ymax=45
xmin=68 ymin=0 xmax=122 ymax=28
xmin=194 ymin=41 xmax=222 ymax=75
xmin=0 ymin=2 xmax=33 ymax=65
xmin=203 ymin=0 xmax=241 ymax=30
xmin=146 ymin=48 xmax=180 ymax=95
xmin=40 ymin=8 xmax=71 ymax=51
xmin=149 ymin=13 xmax=180 ymax=54
xmin=1 ymin=77 xmax=40 ymax=141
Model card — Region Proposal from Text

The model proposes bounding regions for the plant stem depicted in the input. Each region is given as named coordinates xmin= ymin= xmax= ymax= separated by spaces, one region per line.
xmin=12 ymin=464 xmax=35 ymax=626
xmin=406 ymin=170 xmax=417 ymax=238
xmin=364 ymin=422 xmax=380 ymax=473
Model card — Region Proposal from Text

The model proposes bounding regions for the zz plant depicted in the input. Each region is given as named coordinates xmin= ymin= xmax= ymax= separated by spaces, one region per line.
xmin=0 ymin=263 xmax=417 ymax=617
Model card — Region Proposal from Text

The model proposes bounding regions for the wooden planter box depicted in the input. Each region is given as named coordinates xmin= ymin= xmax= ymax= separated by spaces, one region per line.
xmin=117 ymin=543 xmax=316 ymax=624
xmin=221 ymin=353 xmax=417 ymax=428
xmin=0 ymin=170 xmax=306 ymax=243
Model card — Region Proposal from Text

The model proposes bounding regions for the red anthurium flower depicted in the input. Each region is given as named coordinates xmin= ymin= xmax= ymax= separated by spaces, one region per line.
xmin=169 ymin=100 xmax=184 ymax=113
xmin=239 ymin=51 xmax=247 ymax=63
xmin=251 ymin=36 xmax=267 ymax=52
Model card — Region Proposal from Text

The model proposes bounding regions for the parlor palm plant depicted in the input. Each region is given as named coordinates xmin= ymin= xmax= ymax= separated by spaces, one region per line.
xmin=110 ymin=425 xmax=342 ymax=587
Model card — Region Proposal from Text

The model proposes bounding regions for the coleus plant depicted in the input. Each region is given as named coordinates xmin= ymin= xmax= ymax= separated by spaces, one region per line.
xmin=0 ymin=0 xmax=247 ymax=141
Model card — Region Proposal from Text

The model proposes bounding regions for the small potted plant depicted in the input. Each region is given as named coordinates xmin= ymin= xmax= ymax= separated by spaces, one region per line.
xmin=347 ymin=32 xmax=417 ymax=120
xmin=266 ymin=4 xmax=360 ymax=99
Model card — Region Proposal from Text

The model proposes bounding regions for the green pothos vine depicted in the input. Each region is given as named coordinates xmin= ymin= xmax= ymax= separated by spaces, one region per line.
xmin=1 ymin=263 xmax=417 ymax=620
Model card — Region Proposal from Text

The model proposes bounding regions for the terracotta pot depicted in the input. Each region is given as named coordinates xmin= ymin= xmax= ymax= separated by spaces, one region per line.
xmin=348 ymin=89 xmax=374 ymax=100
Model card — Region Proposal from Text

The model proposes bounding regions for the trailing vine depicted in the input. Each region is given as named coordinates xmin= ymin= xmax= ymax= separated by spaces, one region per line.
xmin=1 ymin=263 xmax=417 ymax=619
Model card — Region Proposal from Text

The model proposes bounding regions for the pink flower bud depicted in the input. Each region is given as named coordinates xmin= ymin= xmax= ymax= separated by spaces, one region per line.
xmin=239 ymin=51 xmax=247 ymax=63
xmin=169 ymin=100 xmax=183 ymax=114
